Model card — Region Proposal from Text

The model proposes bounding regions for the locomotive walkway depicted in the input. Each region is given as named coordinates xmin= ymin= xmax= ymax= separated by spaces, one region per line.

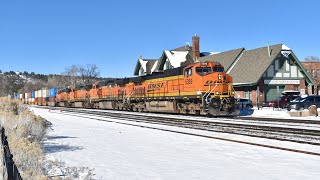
xmin=31 ymin=106 xmax=320 ymax=156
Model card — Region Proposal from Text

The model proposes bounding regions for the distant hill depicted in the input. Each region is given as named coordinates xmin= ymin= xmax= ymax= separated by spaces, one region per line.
xmin=0 ymin=70 xmax=114 ymax=97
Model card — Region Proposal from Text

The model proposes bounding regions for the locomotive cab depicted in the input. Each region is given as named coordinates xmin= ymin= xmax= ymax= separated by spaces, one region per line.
xmin=183 ymin=61 xmax=238 ymax=115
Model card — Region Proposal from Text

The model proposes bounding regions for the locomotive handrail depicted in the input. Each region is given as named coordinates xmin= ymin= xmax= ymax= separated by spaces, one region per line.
xmin=202 ymin=85 xmax=211 ymax=102
xmin=205 ymin=83 xmax=217 ymax=104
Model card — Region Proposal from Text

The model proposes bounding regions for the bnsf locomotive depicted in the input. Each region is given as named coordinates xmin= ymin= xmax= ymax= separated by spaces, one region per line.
xmin=20 ymin=61 xmax=239 ymax=116
xmin=54 ymin=61 xmax=239 ymax=116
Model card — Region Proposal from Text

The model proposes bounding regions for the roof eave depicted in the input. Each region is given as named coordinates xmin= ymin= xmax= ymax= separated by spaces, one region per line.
xmin=233 ymin=82 xmax=257 ymax=87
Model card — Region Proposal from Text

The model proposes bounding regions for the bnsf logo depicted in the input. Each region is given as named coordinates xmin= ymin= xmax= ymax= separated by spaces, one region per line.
xmin=148 ymin=82 xmax=164 ymax=89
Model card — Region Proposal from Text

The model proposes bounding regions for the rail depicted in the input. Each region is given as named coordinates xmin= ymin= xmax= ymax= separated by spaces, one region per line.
xmin=1 ymin=128 xmax=23 ymax=180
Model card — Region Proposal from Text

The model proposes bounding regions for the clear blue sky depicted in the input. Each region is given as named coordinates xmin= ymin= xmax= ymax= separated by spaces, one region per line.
xmin=0 ymin=0 xmax=319 ymax=78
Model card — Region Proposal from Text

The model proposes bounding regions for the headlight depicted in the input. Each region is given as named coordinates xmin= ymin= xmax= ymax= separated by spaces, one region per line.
xmin=216 ymin=92 xmax=219 ymax=94
xmin=218 ymin=74 xmax=221 ymax=80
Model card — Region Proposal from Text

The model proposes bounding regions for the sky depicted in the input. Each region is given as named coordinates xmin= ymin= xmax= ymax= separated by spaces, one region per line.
xmin=0 ymin=0 xmax=319 ymax=78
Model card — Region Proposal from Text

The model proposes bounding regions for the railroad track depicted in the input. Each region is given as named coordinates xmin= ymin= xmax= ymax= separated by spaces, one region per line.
xmin=33 ymin=106 xmax=320 ymax=146
xmin=32 ymin=107 xmax=320 ymax=157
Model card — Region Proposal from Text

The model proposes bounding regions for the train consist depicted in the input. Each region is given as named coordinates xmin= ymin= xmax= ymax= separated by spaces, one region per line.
xmin=17 ymin=61 xmax=239 ymax=116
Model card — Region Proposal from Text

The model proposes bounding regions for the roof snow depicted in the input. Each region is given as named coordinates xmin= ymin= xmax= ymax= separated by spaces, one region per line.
xmin=164 ymin=50 xmax=189 ymax=68
xmin=139 ymin=59 xmax=148 ymax=72
xmin=282 ymin=44 xmax=291 ymax=50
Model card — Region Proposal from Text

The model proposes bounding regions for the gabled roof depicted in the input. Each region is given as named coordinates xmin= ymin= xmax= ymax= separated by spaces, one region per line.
xmin=133 ymin=59 xmax=158 ymax=76
xmin=146 ymin=60 xmax=157 ymax=74
xmin=171 ymin=45 xmax=192 ymax=52
xmin=230 ymin=44 xmax=283 ymax=84
xmin=198 ymin=48 xmax=244 ymax=71
xmin=154 ymin=49 xmax=193 ymax=71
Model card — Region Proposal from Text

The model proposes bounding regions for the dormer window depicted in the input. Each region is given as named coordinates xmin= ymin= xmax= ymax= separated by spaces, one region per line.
xmin=139 ymin=67 xmax=145 ymax=76
xmin=164 ymin=59 xmax=172 ymax=70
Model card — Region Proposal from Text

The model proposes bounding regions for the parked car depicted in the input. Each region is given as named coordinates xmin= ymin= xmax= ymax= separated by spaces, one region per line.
xmin=281 ymin=90 xmax=300 ymax=96
xmin=287 ymin=95 xmax=320 ymax=111
xmin=238 ymin=98 xmax=253 ymax=108
xmin=268 ymin=95 xmax=300 ymax=109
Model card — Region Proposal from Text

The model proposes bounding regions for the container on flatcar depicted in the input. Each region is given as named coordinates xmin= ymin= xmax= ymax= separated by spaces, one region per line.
xmin=41 ymin=89 xmax=49 ymax=98
xmin=49 ymin=88 xmax=61 ymax=97
xmin=35 ymin=90 xmax=41 ymax=105
xmin=19 ymin=93 xmax=25 ymax=100
xmin=27 ymin=92 xmax=32 ymax=104
xmin=31 ymin=91 xmax=35 ymax=98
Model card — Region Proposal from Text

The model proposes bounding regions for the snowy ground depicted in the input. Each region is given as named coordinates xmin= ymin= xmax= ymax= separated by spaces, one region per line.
xmin=30 ymin=107 xmax=320 ymax=180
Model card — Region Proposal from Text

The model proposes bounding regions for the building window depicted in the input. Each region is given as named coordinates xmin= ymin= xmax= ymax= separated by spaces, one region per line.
xmin=244 ymin=87 xmax=252 ymax=100
xmin=164 ymin=59 xmax=172 ymax=70
xmin=139 ymin=67 xmax=145 ymax=76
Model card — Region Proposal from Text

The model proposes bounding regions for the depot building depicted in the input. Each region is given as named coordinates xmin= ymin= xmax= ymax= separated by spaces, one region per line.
xmin=133 ymin=36 xmax=313 ymax=106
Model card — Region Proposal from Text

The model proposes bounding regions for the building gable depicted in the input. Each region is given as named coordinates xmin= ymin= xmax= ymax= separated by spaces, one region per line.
xmin=154 ymin=50 xmax=192 ymax=72
xmin=133 ymin=59 xmax=158 ymax=76
xmin=230 ymin=44 xmax=283 ymax=85
xmin=231 ymin=44 xmax=313 ymax=86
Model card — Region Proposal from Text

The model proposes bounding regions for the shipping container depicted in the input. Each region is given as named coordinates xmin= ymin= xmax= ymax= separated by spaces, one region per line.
xmin=27 ymin=92 xmax=32 ymax=99
xmin=49 ymin=88 xmax=61 ymax=97
xmin=31 ymin=91 xmax=35 ymax=98
xmin=19 ymin=94 xmax=25 ymax=99
xmin=41 ymin=89 xmax=49 ymax=98
xmin=35 ymin=90 xmax=39 ymax=98
xmin=25 ymin=93 xmax=28 ymax=99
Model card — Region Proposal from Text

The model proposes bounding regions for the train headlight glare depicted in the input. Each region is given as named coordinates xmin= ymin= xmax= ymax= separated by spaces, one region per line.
xmin=218 ymin=74 xmax=221 ymax=80
xmin=216 ymin=92 xmax=219 ymax=94
xmin=232 ymin=92 xmax=235 ymax=94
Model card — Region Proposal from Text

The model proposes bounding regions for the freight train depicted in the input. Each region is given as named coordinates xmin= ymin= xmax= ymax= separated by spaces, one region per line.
xmin=17 ymin=61 xmax=239 ymax=116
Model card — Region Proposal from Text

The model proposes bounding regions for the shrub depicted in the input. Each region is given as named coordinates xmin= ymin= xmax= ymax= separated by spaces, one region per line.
xmin=0 ymin=98 xmax=48 ymax=179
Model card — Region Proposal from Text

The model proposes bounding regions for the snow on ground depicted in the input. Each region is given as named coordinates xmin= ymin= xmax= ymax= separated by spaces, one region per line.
xmin=245 ymin=107 xmax=320 ymax=120
xmin=30 ymin=107 xmax=320 ymax=180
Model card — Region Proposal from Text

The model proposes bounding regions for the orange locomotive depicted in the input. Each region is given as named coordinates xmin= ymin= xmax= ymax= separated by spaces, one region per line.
xmin=56 ymin=61 xmax=239 ymax=116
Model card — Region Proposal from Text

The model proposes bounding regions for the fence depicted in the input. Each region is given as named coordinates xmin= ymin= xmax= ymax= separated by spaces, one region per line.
xmin=1 ymin=128 xmax=23 ymax=180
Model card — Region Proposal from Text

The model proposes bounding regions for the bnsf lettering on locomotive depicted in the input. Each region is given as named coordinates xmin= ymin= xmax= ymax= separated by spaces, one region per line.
xmin=148 ymin=82 xmax=164 ymax=89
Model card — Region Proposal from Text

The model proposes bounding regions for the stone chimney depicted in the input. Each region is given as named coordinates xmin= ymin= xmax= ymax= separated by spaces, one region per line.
xmin=192 ymin=34 xmax=200 ymax=61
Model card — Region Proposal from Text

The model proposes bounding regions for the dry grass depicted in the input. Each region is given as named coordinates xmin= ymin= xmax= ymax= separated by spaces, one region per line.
xmin=0 ymin=98 xmax=49 ymax=180
xmin=0 ymin=98 xmax=95 ymax=180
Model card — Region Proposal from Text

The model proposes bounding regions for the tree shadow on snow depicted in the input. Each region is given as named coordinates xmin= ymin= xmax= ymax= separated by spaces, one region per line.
xmin=43 ymin=142 xmax=83 ymax=154
xmin=46 ymin=135 xmax=77 ymax=140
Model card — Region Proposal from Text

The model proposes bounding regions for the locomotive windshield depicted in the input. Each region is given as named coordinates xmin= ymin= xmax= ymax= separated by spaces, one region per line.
xmin=213 ymin=66 xmax=224 ymax=72
xmin=196 ymin=67 xmax=212 ymax=76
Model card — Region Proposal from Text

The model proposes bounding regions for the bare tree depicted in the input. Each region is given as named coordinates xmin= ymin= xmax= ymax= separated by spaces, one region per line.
xmin=63 ymin=64 xmax=100 ymax=87
xmin=304 ymin=56 xmax=320 ymax=62
xmin=63 ymin=65 xmax=79 ymax=87
xmin=79 ymin=64 xmax=100 ymax=85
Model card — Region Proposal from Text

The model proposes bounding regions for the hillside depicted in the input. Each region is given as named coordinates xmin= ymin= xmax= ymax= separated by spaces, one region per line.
xmin=0 ymin=70 xmax=113 ymax=97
